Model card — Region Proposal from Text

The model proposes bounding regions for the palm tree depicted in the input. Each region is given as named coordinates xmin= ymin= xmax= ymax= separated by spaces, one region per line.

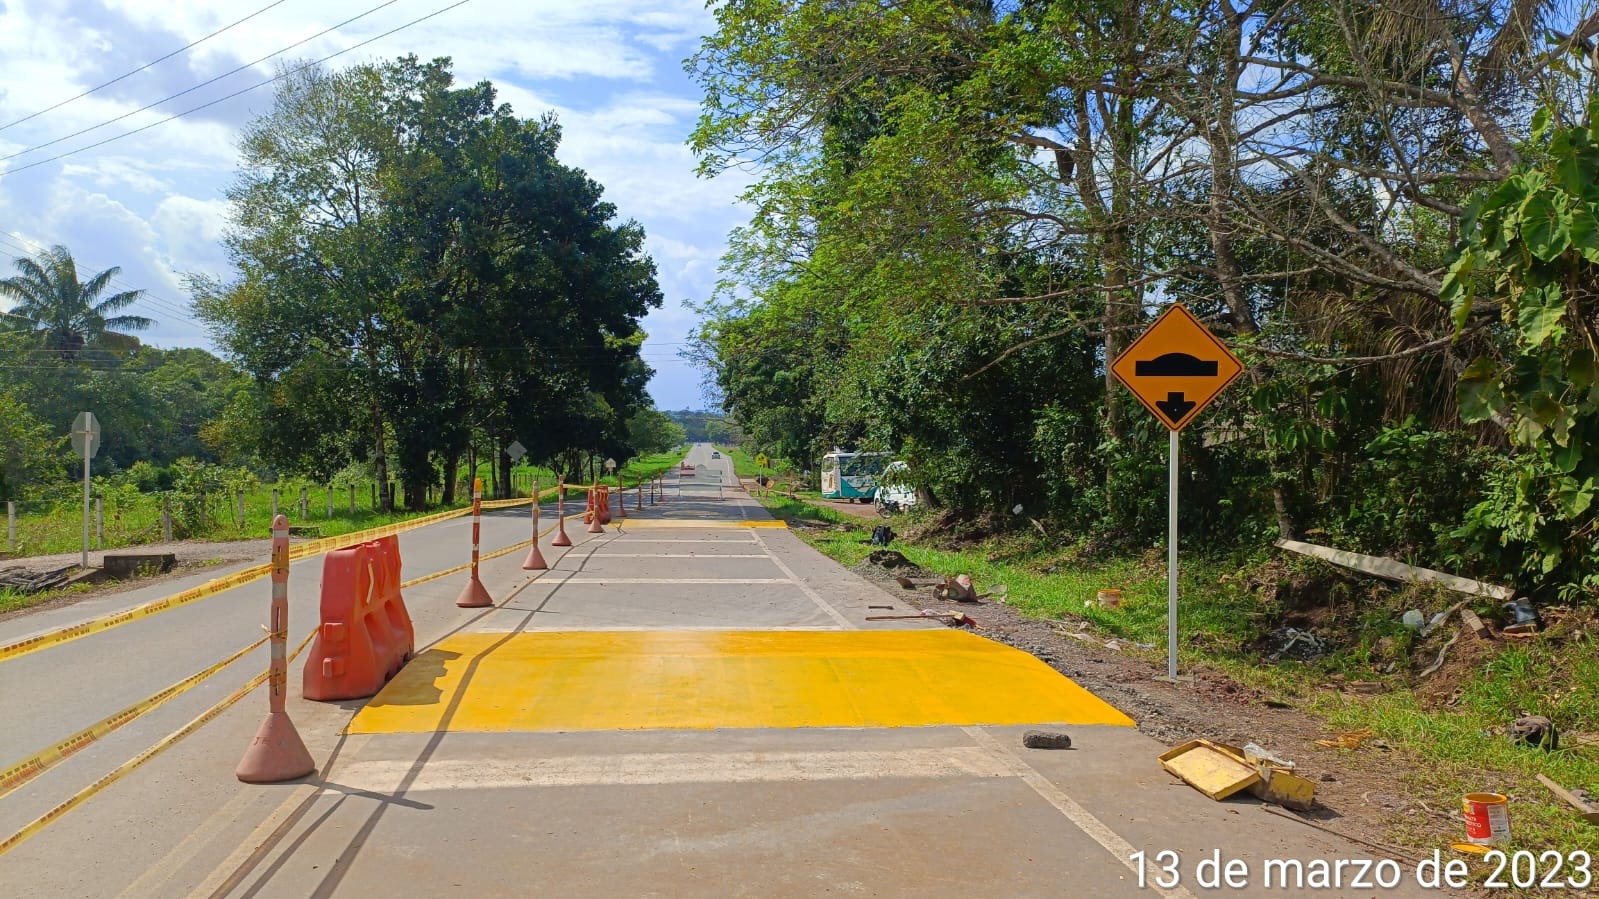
xmin=0 ymin=245 xmax=153 ymax=359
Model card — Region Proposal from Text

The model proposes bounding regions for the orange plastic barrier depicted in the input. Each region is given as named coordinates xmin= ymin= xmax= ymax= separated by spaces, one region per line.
xmin=303 ymin=535 xmax=415 ymax=702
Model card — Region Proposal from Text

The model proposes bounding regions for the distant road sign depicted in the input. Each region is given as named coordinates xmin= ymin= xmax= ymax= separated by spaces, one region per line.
xmin=70 ymin=411 xmax=100 ymax=459
xmin=604 ymin=458 xmax=617 ymax=472
xmin=1111 ymin=305 xmax=1244 ymax=431
xmin=505 ymin=440 xmax=527 ymax=461
xmin=754 ymin=453 xmax=768 ymax=469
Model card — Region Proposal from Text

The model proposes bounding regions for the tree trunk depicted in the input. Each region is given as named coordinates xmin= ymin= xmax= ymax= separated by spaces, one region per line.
xmin=442 ymin=452 xmax=459 ymax=504
xmin=498 ymin=442 xmax=513 ymax=500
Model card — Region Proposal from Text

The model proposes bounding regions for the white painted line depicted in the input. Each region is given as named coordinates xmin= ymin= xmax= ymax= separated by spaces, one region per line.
xmin=750 ymin=530 xmax=855 ymax=630
xmin=606 ymin=538 xmax=758 ymax=544
xmin=584 ymin=553 xmax=771 ymax=558
xmin=119 ymin=786 xmax=260 ymax=899
xmin=962 ymin=727 xmax=1198 ymax=899
xmin=337 ymin=748 xmax=1012 ymax=792
xmin=556 ymin=578 xmax=796 ymax=585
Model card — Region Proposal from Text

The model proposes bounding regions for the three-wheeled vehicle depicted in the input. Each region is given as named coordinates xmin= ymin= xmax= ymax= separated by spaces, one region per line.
xmin=874 ymin=461 xmax=917 ymax=514
xmin=820 ymin=450 xmax=890 ymax=503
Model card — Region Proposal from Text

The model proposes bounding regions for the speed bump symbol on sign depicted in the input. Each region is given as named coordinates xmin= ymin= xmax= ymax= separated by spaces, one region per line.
xmin=1111 ymin=305 xmax=1244 ymax=431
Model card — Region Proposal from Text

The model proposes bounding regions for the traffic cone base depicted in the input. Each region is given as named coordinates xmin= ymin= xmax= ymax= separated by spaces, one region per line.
xmin=456 ymin=576 xmax=493 ymax=608
xmin=587 ymin=516 xmax=604 ymax=534
xmin=522 ymin=543 xmax=548 ymax=570
xmin=552 ymin=524 xmax=572 ymax=547
xmin=236 ymin=711 xmax=316 ymax=784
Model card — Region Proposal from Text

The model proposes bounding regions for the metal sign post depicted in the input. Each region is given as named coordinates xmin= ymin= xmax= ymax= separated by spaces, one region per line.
xmin=1109 ymin=306 xmax=1243 ymax=681
xmin=1167 ymin=430 xmax=1179 ymax=681
xmin=70 ymin=412 xmax=100 ymax=569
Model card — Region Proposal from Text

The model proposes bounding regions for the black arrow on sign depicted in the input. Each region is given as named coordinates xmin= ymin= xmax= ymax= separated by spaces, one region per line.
xmin=1155 ymin=391 xmax=1195 ymax=423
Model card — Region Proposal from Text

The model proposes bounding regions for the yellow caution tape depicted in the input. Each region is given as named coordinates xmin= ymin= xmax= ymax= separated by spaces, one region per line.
xmin=0 ymin=634 xmax=269 ymax=800
xmin=0 ymin=628 xmax=316 ymax=858
xmin=0 ymin=564 xmax=273 ymax=665
xmin=0 ymin=505 xmax=479 ymax=665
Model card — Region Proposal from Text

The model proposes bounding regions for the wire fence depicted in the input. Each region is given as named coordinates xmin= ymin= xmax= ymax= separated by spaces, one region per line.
xmin=0 ymin=468 xmax=566 ymax=559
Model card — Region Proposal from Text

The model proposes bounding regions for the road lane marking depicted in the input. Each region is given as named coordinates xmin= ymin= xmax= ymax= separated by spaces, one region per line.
xmin=963 ymin=727 xmax=1197 ymax=899
xmin=0 ymin=629 xmax=318 ymax=858
xmin=582 ymin=553 xmax=771 ymax=558
xmin=750 ymin=530 xmax=854 ymax=629
xmin=349 ymin=630 xmax=1135 ymax=734
xmin=604 ymin=538 xmax=759 ymax=544
xmin=335 ymin=747 xmax=1012 ymax=792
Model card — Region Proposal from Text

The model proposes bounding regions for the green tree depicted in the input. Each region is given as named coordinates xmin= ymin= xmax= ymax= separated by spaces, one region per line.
xmin=0 ymin=245 xmax=152 ymax=360
xmin=199 ymin=57 xmax=662 ymax=508
xmin=1449 ymin=102 xmax=1599 ymax=593
xmin=627 ymin=408 xmax=687 ymax=455
xmin=0 ymin=390 xmax=60 ymax=501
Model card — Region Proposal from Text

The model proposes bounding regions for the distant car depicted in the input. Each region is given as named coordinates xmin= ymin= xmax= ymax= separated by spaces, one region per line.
xmin=711 ymin=451 xmax=721 ymax=459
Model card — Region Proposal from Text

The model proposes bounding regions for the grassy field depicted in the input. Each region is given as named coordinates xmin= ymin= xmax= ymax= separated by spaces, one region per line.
xmin=5 ymin=451 xmax=687 ymax=559
xmin=755 ymin=492 xmax=1599 ymax=856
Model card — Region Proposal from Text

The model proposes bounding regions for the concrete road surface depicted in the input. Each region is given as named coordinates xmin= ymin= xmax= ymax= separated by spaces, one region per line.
xmin=0 ymin=445 xmax=1442 ymax=897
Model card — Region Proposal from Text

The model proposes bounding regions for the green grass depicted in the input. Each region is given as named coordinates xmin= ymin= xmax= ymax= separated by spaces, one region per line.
xmin=754 ymin=491 xmax=1599 ymax=856
xmin=3 ymin=451 xmax=687 ymax=558
xmin=5 ymin=485 xmax=473 ymax=557
xmin=716 ymin=446 xmax=759 ymax=478
xmin=0 ymin=584 xmax=96 ymax=615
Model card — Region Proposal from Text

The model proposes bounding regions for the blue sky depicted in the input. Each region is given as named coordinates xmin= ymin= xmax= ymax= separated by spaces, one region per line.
xmin=0 ymin=0 xmax=743 ymax=409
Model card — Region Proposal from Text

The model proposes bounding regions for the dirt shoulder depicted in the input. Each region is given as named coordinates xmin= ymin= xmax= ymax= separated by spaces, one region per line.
xmin=0 ymin=538 xmax=271 ymax=623
xmin=1 ymin=538 xmax=271 ymax=573
xmin=844 ymin=552 xmax=1456 ymax=858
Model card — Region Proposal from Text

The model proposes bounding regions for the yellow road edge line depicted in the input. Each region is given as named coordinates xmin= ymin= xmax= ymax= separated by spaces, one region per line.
xmin=0 ymin=628 xmax=317 ymax=858
xmin=0 ymin=634 xmax=269 ymax=801
xmin=0 ymin=502 xmax=491 ymax=664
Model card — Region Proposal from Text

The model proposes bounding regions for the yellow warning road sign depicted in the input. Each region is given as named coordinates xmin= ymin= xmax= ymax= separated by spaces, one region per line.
xmin=754 ymin=453 xmax=768 ymax=468
xmin=1111 ymin=305 xmax=1244 ymax=431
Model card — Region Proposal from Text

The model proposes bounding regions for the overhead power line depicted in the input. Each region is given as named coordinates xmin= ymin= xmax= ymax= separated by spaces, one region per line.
xmin=1 ymin=0 xmax=404 ymax=163
xmin=0 ymin=0 xmax=293 ymax=135
xmin=0 ymin=0 xmax=477 ymax=178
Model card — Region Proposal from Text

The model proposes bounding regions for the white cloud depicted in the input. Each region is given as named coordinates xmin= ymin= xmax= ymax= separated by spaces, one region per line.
xmin=0 ymin=0 xmax=739 ymax=408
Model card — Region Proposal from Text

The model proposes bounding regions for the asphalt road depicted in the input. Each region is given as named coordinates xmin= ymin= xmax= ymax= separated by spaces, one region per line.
xmin=0 ymin=445 xmax=1443 ymax=898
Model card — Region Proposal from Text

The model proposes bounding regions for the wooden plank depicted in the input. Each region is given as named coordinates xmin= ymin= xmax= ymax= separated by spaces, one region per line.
xmin=1274 ymin=539 xmax=1514 ymax=601
xmin=1536 ymin=774 xmax=1599 ymax=823
xmin=1460 ymin=608 xmax=1491 ymax=640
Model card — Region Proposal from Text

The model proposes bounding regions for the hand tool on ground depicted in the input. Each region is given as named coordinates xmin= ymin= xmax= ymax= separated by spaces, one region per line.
xmin=865 ymin=610 xmax=980 ymax=628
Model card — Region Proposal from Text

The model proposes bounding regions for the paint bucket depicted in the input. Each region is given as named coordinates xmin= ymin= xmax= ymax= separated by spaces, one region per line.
xmin=1096 ymin=589 xmax=1123 ymax=610
xmin=1462 ymin=793 xmax=1511 ymax=845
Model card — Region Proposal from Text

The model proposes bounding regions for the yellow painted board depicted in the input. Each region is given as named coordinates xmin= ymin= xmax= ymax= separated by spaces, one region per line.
xmin=349 ymin=629 xmax=1134 ymax=734
xmin=1158 ymin=739 xmax=1261 ymax=800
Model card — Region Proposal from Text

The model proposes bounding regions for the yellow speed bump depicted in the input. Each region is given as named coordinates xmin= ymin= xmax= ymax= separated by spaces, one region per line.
xmin=350 ymin=629 xmax=1133 ymax=734
xmin=619 ymin=519 xmax=788 ymax=529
